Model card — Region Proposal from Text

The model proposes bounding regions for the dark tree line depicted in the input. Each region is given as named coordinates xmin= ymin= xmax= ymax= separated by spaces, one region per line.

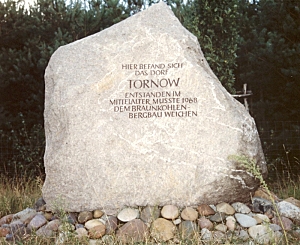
xmin=0 ymin=0 xmax=299 ymax=178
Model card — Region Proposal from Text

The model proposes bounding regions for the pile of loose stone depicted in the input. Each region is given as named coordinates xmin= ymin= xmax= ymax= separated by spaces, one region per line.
xmin=1 ymin=188 xmax=300 ymax=244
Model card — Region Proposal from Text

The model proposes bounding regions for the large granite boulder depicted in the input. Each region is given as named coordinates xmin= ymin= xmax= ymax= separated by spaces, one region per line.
xmin=43 ymin=2 xmax=267 ymax=212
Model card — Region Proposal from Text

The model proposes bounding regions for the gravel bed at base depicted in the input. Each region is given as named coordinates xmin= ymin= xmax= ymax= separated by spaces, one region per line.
xmin=1 ymin=189 xmax=300 ymax=244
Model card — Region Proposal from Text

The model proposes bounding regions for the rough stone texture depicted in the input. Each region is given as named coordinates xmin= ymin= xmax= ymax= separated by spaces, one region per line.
xmin=254 ymin=187 xmax=279 ymax=202
xmin=9 ymin=220 xmax=25 ymax=233
xmin=251 ymin=197 xmax=273 ymax=213
xmin=27 ymin=214 xmax=47 ymax=230
xmin=8 ymin=226 xmax=31 ymax=242
xmin=13 ymin=208 xmax=36 ymax=224
xmin=36 ymin=225 xmax=54 ymax=237
xmin=231 ymin=202 xmax=251 ymax=214
xmin=116 ymin=219 xmax=149 ymax=243
xmin=140 ymin=206 xmax=160 ymax=223
xmin=272 ymin=216 xmax=294 ymax=231
xmin=178 ymin=220 xmax=199 ymax=239
xmin=0 ymin=214 xmax=13 ymax=226
xmin=197 ymin=204 xmax=215 ymax=216
xmin=248 ymin=225 xmax=275 ymax=244
xmin=44 ymin=219 xmax=61 ymax=231
xmin=151 ymin=218 xmax=176 ymax=241
xmin=88 ymin=224 xmax=106 ymax=239
xmin=201 ymin=228 xmax=212 ymax=241
xmin=43 ymin=1 xmax=266 ymax=212
xmin=285 ymin=197 xmax=300 ymax=208
xmin=78 ymin=211 xmax=93 ymax=224
xmin=34 ymin=198 xmax=46 ymax=211
xmin=105 ymin=216 xmax=118 ymax=235
xmin=277 ymin=201 xmax=300 ymax=222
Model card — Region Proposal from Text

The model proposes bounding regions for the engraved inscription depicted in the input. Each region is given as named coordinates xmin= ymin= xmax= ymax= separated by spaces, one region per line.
xmin=110 ymin=63 xmax=198 ymax=119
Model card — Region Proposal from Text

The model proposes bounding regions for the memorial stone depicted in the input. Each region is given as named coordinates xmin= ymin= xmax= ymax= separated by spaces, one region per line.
xmin=43 ymin=2 xmax=267 ymax=212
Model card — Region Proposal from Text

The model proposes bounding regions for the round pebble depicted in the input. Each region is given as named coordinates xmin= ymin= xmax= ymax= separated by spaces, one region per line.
xmin=36 ymin=225 xmax=54 ymax=237
xmin=161 ymin=205 xmax=179 ymax=220
xmin=85 ymin=219 xmax=103 ymax=230
xmin=88 ymin=223 xmax=106 ymax=239
xmin=151 ymin=218 xmax=176 ymax=241
xmin=13 ymin=208 xmax=37 ymax=223
xmin=216 ymin=202 xmax=235 ymax=215
xmin=4 ymin=195 xmax=300 ymax=244
xmin=272 ymin=216 xmax=293 ymax=231
xmin=117 ymin=208 xmax=139 ymax=222
xmin=235 ymin=213 xmax=257 ymax=227
xmin=93 ymin=210 xmax=104 ymax=219
xmin=231 ymin=202 xmax=251 ymax=214
xmin=277 ymin=201 xmax=300 ymax=222
xmin=27 ymin=214 xmax=47 ymax=230
xmin=209 ymin=212 xmax=226 ymax=222
xmin=45 ymin=219 xmax=60 ymax=231
xmin=198 ymin=217 xmax=213 ymax=230
xmin=78 ymin=211 xmax=93 ymax=224
xmin=269 ymin=223 xmax=282 ymax=232
xmin=197 ymin=204 xmax=215 ymax=216
xmin=181 ymin=207 xmax=198 ymax=221
xmin=226 ymin=216 xmax=236 ymax=231
xmin=215 ymin=224 xmax=227 ymax=233
xmin=254 ymin=213 xmax=270 ymax=224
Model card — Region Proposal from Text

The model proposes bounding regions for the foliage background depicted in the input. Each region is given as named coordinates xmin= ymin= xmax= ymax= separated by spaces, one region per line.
xmin=0 ymin=0 xmax=299 ymax=179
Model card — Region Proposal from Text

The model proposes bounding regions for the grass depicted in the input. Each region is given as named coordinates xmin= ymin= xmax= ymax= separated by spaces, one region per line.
xmin=267 ymin=157 xmax=300 ymax=200
xmin=0 ymin=162 xmax=300 ymax=245
xmin=0 ymin=174 xmax=43 ymax=218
